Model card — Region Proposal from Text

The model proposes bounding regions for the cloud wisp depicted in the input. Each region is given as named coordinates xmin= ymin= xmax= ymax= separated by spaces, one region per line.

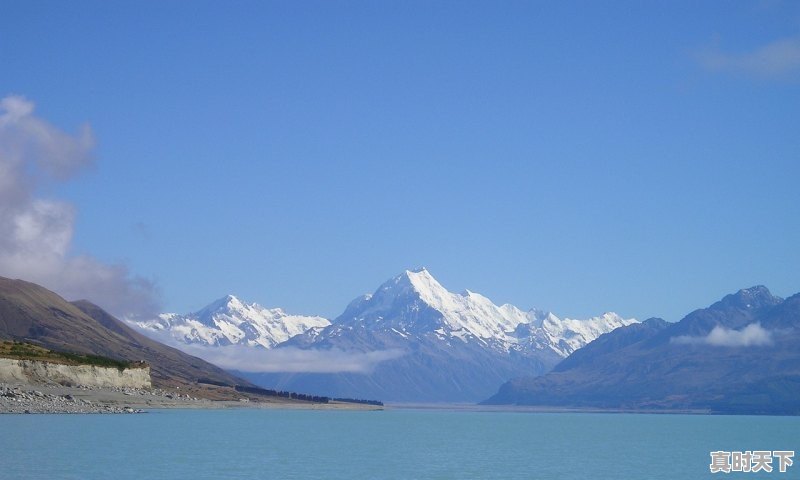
xmin=0 ymin=95 xmax=160 ymax=319
xmin=166 ymin=341 xmax=405 ymax=374
xmin=697 ymin=36 xmax=800 ymax=79
xmin=673 ymin=322 xmax=773 ymax=347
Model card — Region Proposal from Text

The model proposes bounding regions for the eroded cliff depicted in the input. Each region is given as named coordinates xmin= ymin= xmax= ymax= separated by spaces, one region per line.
xmin=0 ymin=358 xmax=151 ymax=388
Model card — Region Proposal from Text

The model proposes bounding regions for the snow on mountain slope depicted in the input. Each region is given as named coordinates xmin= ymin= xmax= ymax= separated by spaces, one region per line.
xmin=543 ymin=312 xmax=635 ymax=355
xmin=130 ymin=295 xmax=330 ymax=348
xmin=328 ymin=268 xmax=637 ymax=358
xmin=247 ymin=268 xmax=639 ymax=402
xmin=341 ymin=268 xmax=529 ymax=338
xmin=131 ymin=269 xmax=635 ymax=361
xmin=513 ymin=311 xmax=636 ymax=357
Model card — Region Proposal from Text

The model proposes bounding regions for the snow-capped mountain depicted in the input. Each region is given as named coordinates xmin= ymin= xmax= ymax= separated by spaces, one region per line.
xmin=513 ymin=311 xmax=638 ymax=357
xmin=244 ymin=268 xmax=638 ymax=402
xmin=131 ymin=295 xmax=330 ymax=348
xmin=299 ymin=268 xmax=634 ymax=357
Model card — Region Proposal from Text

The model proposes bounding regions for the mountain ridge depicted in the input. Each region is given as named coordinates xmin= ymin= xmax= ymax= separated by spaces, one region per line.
xmin=237 ymin=269 xmax=637 ymax=402
xmin=483 ymin=286 xmax=800 ymax=414
xmin=131 ymin=294 xmax=330 ymax=348
xmin=0 ymin=276 xmax=251 ymax=390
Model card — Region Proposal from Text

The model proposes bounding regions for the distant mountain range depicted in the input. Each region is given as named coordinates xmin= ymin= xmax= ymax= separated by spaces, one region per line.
xmin=134 ymin=295 xmax=329 ymax=348
xmin=132 ymin=268 xmax=636 ymax=402
xmin=7 ymin=272 xmax=796 ymax=413
xmin=484 ymin=286 xmax=800 ymax=415
xmin=0 ymin=276 xmax=249 ymax=390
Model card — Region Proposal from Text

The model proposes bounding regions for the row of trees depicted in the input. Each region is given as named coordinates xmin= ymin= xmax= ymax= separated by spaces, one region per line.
xmin=197 ymin=379 xmax=384 ymax=406
xmin=234 ymin=384 xmax=330 ymax=403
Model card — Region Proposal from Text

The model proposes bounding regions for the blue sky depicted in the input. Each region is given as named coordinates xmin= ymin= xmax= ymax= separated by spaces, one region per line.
xmin=1 ymin=1 xmax=798 ymax=321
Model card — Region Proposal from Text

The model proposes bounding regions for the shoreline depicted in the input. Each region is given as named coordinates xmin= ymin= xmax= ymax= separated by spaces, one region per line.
xmin=3 ymin=385 xmax=786 ymax=416
xmin=386 ymin=402 xmax=713 ymax=415
xmin=0 ymin=382 xmax=382 ymax=414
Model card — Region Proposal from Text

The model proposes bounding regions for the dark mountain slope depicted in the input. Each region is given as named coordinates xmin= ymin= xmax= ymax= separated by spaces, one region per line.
xmin=0 ymin=276 xmax=249 ymax=389
xmin=484 ymin=287 xmax=800 ymax=414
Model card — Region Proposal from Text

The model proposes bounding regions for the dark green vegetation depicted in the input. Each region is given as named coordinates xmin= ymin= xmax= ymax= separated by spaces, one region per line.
xmin=484 ymin=287 xmax=800 ymax=415
xmin=331 ymin=397 xmax=384 ymax=407
xmin=0 ymin=276 xmax=250 ymax=389
xmin=197 ymin=380 xmax=329 ymax=403
xmin=231 ymin=384 xmax=384 ymax=406
xmin=0 ymin=340 xmax=145 ymax=371
xmin=234 ymin=385 xmax=328 ymax=403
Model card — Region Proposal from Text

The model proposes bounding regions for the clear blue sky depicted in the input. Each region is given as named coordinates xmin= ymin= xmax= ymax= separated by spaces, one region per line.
xmin=1 ymin=1 xmax=798 ymax=321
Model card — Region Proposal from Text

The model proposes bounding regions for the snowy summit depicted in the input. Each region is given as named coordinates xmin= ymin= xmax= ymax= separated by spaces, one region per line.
xmin=131 ymin=295 xmax=330 ymax=348
xmin=310 ymin=267 xmax=637 ymax=358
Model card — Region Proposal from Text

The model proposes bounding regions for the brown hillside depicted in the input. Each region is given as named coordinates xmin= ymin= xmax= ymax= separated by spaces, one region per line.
xmin=0 ymin=276 xmax=251 ymax=389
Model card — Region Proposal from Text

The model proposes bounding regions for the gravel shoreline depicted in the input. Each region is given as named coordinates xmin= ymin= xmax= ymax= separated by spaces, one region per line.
xmin=0 ymin=383 xmax=210 ymax=414
xmin=2 ymin=384 xmax=140 ymax=414
xmin=0 ymin=382 xmax=382 ymax=414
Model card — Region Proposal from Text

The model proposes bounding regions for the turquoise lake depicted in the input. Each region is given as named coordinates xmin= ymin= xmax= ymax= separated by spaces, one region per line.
xmin=1 ymin=408 xmax=798 ymax=479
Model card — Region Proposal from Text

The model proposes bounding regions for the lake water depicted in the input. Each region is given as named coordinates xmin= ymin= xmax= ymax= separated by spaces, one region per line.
xmin=1 ymin=408 xmax=797 ymax=479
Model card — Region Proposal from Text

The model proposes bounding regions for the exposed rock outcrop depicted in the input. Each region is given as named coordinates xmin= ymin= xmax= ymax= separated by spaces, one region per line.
xmin=0 ymin=358 xmax=151 ymax=389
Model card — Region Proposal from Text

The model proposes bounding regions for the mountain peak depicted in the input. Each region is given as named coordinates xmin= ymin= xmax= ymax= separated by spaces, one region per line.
xmin=737 ymin=285 xmax=772 ymax=297
xmin=224 ymin=294 xmax=242 ymax=305
xmin=191 ymin=295 xmax=241 ymax=326
xmin=399 ymin=268 xmax=459 ymax=310
xmin=404 ymin=267 xmax=443 ymax=289
xmin=201 ymin=294 xmax=245 ymax=313
xmin=716 ymin=285 xmax=782 ymax=311
xmin=371 ymin=268 xmax=449 ymax=304
xmin=401 ymin=267 xmax=434 ymax=281
xmin=135 ymin=293 xmax=329 ymax=348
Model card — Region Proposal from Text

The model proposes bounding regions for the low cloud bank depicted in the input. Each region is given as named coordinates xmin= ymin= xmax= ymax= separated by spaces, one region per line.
xmin=673 ymin=323 xmax=773 ymax=347
xmin=171 ymin=342 xmax=405 ymax=374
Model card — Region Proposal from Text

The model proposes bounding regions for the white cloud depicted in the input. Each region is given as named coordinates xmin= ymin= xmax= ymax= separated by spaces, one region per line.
xmin=0 ymin=95 xmax=160 ymax=319
xmin=697 ymin=36 xmax=800 ymax=78
xmin=673 ymin=322 xmax=773 ymax=347
xmin=168 ymin=341 xmax=405 ymax=374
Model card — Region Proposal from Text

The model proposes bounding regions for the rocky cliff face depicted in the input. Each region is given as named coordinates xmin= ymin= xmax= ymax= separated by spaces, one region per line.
xmin=0 ymin=358 xmax=151 ymax=389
